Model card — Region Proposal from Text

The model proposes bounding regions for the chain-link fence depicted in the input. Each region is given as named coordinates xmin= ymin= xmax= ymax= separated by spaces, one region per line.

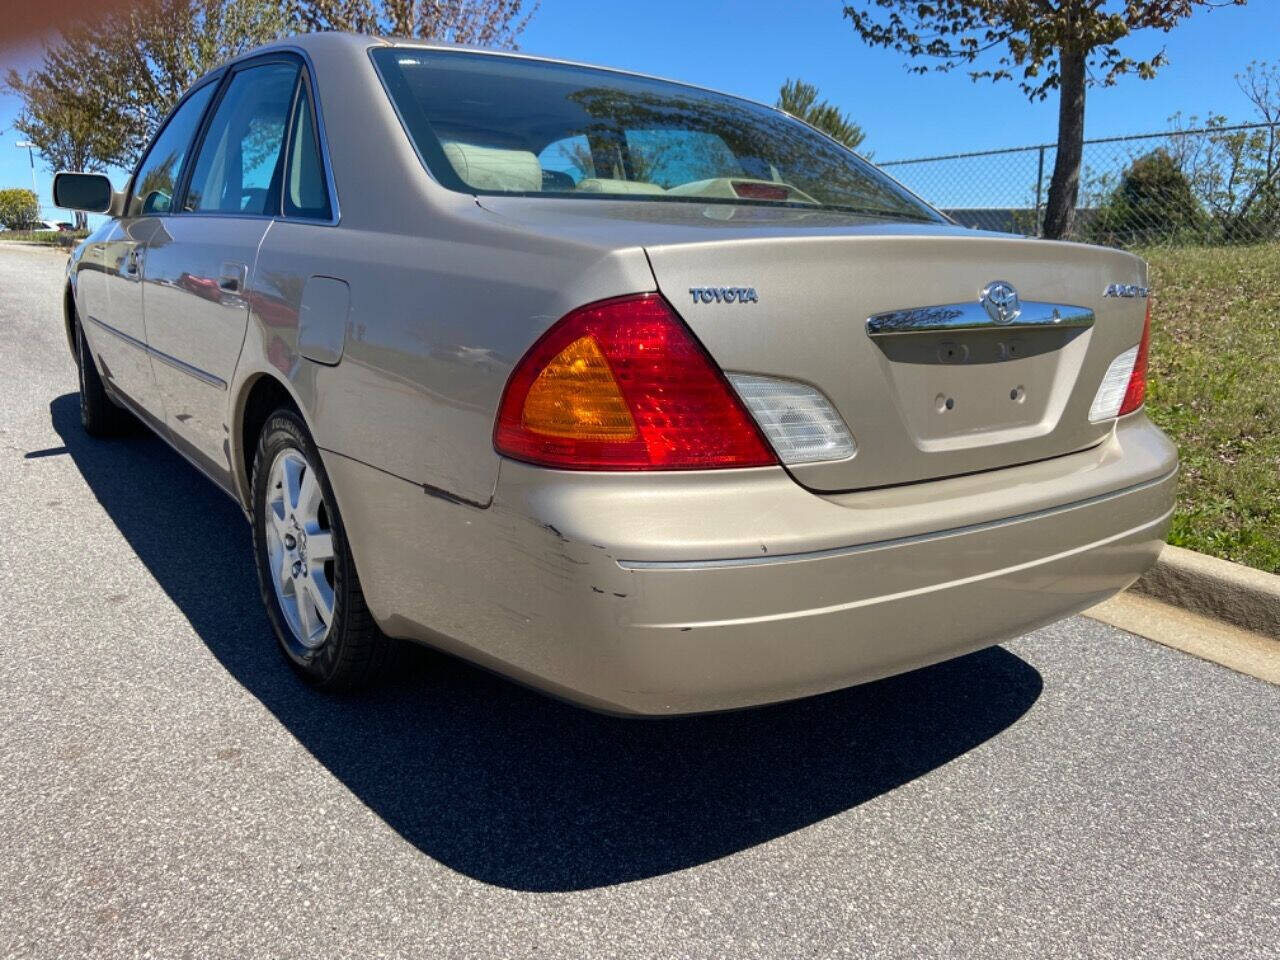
xmin=879 ymin=122 xmax=1280 ymax=248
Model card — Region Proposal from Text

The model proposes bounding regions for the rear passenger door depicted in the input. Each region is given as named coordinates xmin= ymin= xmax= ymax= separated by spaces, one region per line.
xmin=141 ymin=56 xmax=301 ymax=482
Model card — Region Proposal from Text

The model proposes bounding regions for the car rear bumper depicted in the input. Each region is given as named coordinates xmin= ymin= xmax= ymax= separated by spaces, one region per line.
xmin=326 ymin=412 xmax=1177 ymax=715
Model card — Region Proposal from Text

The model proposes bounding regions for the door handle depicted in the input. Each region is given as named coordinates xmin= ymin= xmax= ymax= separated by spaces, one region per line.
xmin=218 ymin=261 xmax=247 ymax=294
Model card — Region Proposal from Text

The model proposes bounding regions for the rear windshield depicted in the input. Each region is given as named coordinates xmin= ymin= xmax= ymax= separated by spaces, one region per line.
xmin=371 ymin=48 xmax=940 ymax=222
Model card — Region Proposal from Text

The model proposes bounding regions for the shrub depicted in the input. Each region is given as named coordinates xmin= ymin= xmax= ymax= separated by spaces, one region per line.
xmin=1090 ymin=149 xmax=1204 ymax=245
xmin=0 ymin=188 xmax=40 ymax=230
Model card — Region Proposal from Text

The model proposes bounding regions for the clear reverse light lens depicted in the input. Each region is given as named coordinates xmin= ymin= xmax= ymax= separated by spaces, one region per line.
xmin=1089 ymin=346 xmax=1140 ymax=422
xmin=726 ymin=373 xmax=856 ymax=464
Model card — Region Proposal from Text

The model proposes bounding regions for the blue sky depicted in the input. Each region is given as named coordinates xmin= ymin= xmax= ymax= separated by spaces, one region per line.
xmin=2 ymin=0 xmax=1276 ymax=217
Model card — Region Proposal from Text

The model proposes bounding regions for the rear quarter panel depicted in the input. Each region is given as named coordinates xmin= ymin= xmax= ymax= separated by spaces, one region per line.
xmin=247 ymin=212 xmax=654 ymax=505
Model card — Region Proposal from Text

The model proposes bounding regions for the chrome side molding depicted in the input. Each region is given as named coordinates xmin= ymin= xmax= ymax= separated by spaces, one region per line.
xmin=866 ymin=300 xmax=1094 ymax=338
xmin=86 ymin=313 xmax=227 ymax=390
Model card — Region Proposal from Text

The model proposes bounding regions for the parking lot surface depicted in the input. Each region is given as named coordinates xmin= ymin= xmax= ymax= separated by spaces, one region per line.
xmin=1 ymin=244 xmax=1277 ymax=959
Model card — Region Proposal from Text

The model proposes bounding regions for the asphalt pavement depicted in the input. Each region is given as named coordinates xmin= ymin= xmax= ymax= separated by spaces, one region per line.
xmin=1 ymin=242 xmax=1277 ymax=959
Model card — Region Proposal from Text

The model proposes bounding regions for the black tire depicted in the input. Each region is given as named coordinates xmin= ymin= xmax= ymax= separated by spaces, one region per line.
xmin=76 ymin=321 xmax=131 ymax=436
xmin=251 ymin=408 xmax=393 ymax=690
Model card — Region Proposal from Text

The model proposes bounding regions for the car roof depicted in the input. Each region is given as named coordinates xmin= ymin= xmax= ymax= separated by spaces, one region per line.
xmin=214 ymin=31 xmax=784 ymax=119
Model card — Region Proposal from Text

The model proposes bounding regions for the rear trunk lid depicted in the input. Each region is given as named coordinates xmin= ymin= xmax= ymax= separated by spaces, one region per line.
xmin=476 ymin=197 xmax=1149 ymax=492
xmin=645 ymin=229 xmax=1148 ymax=491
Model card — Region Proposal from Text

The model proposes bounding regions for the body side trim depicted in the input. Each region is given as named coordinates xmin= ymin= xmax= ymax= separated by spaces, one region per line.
xmin=85 ymin=312 xmax=147 ymax=352
xmin=318 ymin=446 xmax=493 ymax=509
xmin=86 ymin=313 xmax=227 ymax=390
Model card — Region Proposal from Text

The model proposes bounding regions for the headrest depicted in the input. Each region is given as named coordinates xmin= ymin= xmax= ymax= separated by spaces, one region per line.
xmin=441 ymin=142 xmax=542 ymax=192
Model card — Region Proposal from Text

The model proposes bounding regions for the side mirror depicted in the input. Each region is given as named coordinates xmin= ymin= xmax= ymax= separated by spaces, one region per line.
xmin=52 ymin=171 xmax=119 ymax=215
xmin=141 ymin=189 xmax=172 ymax=215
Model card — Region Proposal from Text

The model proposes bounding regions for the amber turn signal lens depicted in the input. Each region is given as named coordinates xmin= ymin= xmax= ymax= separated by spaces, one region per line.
xmin=521 ymin=336 xmax=637 ymax=440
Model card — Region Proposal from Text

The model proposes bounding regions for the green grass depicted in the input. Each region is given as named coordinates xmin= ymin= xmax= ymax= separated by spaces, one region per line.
xmin=0 ymin=229 xmax=88 ymax=248
xmin=1140 ymin=243 xmax=1280 ymax=573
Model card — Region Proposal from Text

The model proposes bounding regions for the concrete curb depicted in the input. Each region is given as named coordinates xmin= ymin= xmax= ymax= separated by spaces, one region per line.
xmin=1132 ymin=545 xmax=1280 ymax=639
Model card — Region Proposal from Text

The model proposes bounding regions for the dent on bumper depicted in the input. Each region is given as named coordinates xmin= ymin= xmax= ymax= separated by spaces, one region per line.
xmin=325 ymin=413 xmax=1178 ymax=715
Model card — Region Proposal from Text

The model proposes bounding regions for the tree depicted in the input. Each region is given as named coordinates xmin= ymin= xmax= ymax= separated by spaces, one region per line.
xmin=100 ymin=0 xmax=294 ymax=165
xmin=9 ymin=0 xmax=538 ymax=189
xmin=5 ymin=23 xmax=136 ymax=226
xmin=0 ymin=188 xmax=40 ymax=230
xmin=1168 ymin=61 xmax=1280 ymax=242
xmin=842 ymin=0 xmax=1247 ymax=240
xmin=290 ymin=0 xmax=537 ymax=47
xmin=776 ymin=78 xmax=866 ymax=151
xmin=6 ymin=0 xmax=291 ymax=181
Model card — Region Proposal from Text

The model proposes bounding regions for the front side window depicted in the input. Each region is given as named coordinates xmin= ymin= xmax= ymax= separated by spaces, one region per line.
xmin=185 ymin=61 xmax=299 ymax=215
xmin=372 ymin=48 xmax=939 ymax=221
xmin=128 ymin=82 xmax=217 ymax=217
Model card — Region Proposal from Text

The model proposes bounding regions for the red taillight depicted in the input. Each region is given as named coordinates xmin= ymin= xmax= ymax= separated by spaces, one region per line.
xmin=494 ymin=293 xmax=777 ymax=470
xmin=1119 ymin=301 xmax=1152 ymax=416
xmin=731 ymin=180 xmax=790 ymax=202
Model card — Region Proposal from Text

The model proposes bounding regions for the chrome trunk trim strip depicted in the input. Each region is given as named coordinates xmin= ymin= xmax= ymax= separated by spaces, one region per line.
xmin=866 ymin=300 xmax=1094 ymax=337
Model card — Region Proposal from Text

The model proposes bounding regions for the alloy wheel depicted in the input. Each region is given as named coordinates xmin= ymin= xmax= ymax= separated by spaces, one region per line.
xmin=264 ymin=447 xmax=336 ymax=650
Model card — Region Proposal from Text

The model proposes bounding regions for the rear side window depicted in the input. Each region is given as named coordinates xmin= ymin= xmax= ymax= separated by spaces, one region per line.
xmin=283 ymin=78 xmax=333 ymax=220
xmin=184 ymin=61 xmax=299 ymax=215
xmin=128 ymin=82 xmax=217 ymax=217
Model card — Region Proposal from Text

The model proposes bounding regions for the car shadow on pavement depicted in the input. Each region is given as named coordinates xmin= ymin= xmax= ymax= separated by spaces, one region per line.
xmin=51 ymin=392 xmax=1044 ymax=893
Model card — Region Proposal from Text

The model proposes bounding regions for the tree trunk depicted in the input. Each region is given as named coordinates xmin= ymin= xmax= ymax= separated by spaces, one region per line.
xmin=1043 ymin=47 xmax=1087 ymax=240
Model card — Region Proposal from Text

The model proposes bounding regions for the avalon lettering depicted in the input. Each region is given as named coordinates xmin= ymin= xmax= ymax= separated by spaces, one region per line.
xmin=1103 ymin=283 xmax=1150 ymax=299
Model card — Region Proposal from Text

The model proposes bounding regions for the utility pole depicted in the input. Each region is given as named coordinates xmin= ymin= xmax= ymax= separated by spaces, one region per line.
xmin=16 ymin=140 xmax=40 ymax=204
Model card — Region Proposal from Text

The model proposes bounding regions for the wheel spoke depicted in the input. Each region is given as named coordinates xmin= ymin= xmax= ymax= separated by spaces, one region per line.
xmin=266 ymin=518 xmax=286 ymax=580
xmin=306 ymin=531 xmax=334 ymax=563
xmin=306 ymin=570 xmax=335 ymax=626
xmin=269 ymin=500 xmax=290 ymax=542
xmin=277 ymin=578 xmax=300 ymax=631
xmin=297 ymin=468 xmax=323 ymax=524
xmin=283 ymin=455 xmax=305 ymax=514
xmin=278 ymin=553 xmax=294 ymax=594
xmin=296 ymin=583 xmax=318 ymax=640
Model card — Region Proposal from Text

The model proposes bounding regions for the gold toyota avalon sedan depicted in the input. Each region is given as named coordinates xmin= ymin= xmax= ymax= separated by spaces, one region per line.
xmin=53 ymin=32 xmax=1177 ymax=714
